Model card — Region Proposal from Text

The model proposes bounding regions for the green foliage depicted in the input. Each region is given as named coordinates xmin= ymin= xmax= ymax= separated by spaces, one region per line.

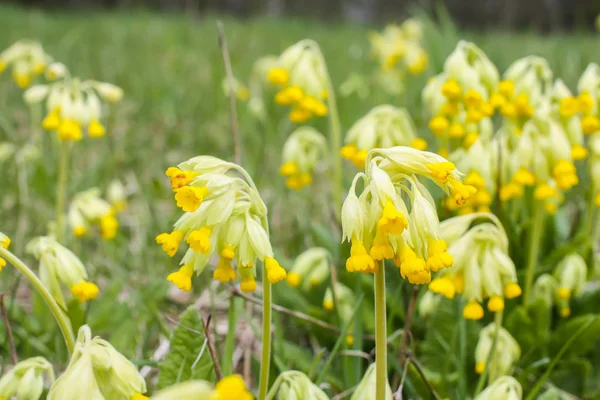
xmin=156 ymin=306 xmax=213 ymax=389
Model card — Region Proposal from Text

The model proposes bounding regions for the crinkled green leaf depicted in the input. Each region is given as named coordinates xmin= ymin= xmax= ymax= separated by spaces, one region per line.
xmin=157 ymin=306 xmax=213 ymax=389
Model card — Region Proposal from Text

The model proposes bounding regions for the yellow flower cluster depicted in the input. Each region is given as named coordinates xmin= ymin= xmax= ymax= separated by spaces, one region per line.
xmin=429 ymin=213 xmax=521 ymax=319
xmin=68 ymin=188 xmax=120 ymax=240
xmin=267 ymin=41 xmax=330 ymax=123
xmin=340 ymin=105 xmax=427 ymax=169
xmin=0 ymin=40 xmax=51 ymax=88
xmin=341 ymin=147 xmax=476 ymax=284
xmin=369 ymin=19 xmax=429 ymax=75
xmin=279 ymin=127 xmax=327 ymax=190
xmin=23 ymin=65 xmax=123 ymax=141
xmin=158 ymin=156 xmax=286 ymax=293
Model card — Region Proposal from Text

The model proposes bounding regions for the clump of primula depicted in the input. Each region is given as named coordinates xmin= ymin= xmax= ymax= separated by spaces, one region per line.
xmin=429 ymin=213 xmax=521 ymax=319
xmin=341 ymin=146 xmax=476 ymax=284
xmin=475 ymin=376 xmax=522 ymax=400
xmin=0 ymin=40 xmax=51 ymax=88
xmin=269 ymin=371 xmax=329 ymax=400
xmin=26 ymin=236 xmax=99 ymax=306
xmin=553 ymin=253 xmax=587 ymax=317
xmin=369 ymin=19 xmax=429 ymax=76
xmin=285 ymin=247 xmax=330 ymax=290
xmin=340 ymin=105 xmax=427 ymax=169
xmin=423 ymin=41 xmax=498 ymax=154
xmin=158 ymin=156 xmax=286 ymax=293
xmin=323 ymin=282 xmax=356 ymax=345
xmin=0 ymin=232 xmax=11 ymax=272
xmin=493 ymin=56 xmax=553 ymax=134
xmin=0 ymin=357 xmax=54 ymax=400
xmin=351 ymin=363 xmax=393 ymax=400
xmin=474 ymin=323 xmax=521 ymax=378
xmin=153 ymin=375 xmax=252 ymax=400
xmin=279 ymin=126 xmax=327 ymax=190
xmin=267 ymin=40 xmax=330 ymax=123
xmin=68 ymin=188 xmax=119 ymax=240
xmin=23 ymin=62 xmax=123 ymax=141
xmin=48 ymin=325 xmax=146 ymax=399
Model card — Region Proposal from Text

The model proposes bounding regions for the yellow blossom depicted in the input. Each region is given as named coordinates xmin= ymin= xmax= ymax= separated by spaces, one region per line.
xmin=534 ymin=183 xmax=558 ymax=200
xmin=428 ymin=277 xmax=456 ymax=299
xmin=571 ymin=144 xmax=588 ymax=160
xmin=174 ymin=186 xmax=210 ymax=212
xmin=487 ymin=295 xmax=504 ymax=312
xmin=513 ymin=169 xmax=535 ymax=186
xmin=88 ymin=120 xmax=106 ymax=138
xmin=582 ymin=114 xmax=600 ymax=135
xmin=213 ymin=375 xmax=253 ymax=400
xmin=346 ymin=239 xmax=376 ymax=273
xmin=240 ymin=275 xmax=257 ymax=292
xmin=70 ymin=281 xmax=100 ymax=302
xmin=410 ymin=138 xmax=427 ymax=150
xmin=167 ymin=264 xmax=194 ymax=292
xmin=559 ymin=96 xmax=579 ymax=118
xmin=377 ymin=198 xmax=408 ymax=235
xmin=187 ymin=227 xmax=213 ymax=254
xmin=428 ymin=116 xmax=450 ymax=136
xmin=166 ymin=167 xmax=199 ymax=192
xmin=267 ymin=68 xmax=289 ymax=86
xmin=441 ymin=79 xmax=462 ymax=100
xmin=213 ymin=258 xmax=237 ymax=283
xmin=504 ymin=282 xmax=522 ymax=299
xmin=265 ymin=256 xmax=287 ymax=283
xmin=156 ymin=231 xmax=184 ymax=257
xmin=463 ymin=300 xmax=484 ymax=320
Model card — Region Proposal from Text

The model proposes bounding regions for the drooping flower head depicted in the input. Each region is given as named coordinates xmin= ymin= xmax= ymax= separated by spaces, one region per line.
xmin=285 ymin=247 xmax=330 ymax=290
xmin=280 ymin=127 xmax=327 ymax=190
xmin=267 ymin=40 xmax=330 ymax=123
xmin=475 ymin=376 xmax=522 ymax=400
xmin=48 ymin=325 xmax=146 ymax=400
xmin=341 ymin=105 xmax=427 ymax=169
xmin=26 ymin=236 xmax=99 ymax=306
xmin=24 ymin=63 xmax=123 ymax=141
xmin=351 ymin=363 xmax=393 ymax=400
xmin=68 ymin=188 xmax=119 ymax=240
xmin=428 ymin=213 xmax=521 ymax=319
xmin=423 ymin=41 xmax=498 ymax=153
xmin=158 ymin=156 xmax=286 ymax=293
xmin=269 ymin=371 xmax=329 ymax=400
xmin=474 ymin=323 xmax=520 ymax=377
xmin=341 ymin=146 xmax=476 ymax=284
xmin=0 ymin=357 xmax=55 ymax=400
xmin=553 ymin=253 xmax=587 ymax=317
xmin=0 ymin=40 xmax=51 ymax=88
xmin=369 ymin=20 xmax=428 ymax=76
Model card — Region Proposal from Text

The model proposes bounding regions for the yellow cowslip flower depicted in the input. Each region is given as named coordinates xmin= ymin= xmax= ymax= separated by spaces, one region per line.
xmin=68 ymin=188 xmax=120 ymax=240
xmin=342 ymin=147 xmax=473 ymax=284
xmin=553 ymin=253 xmax=586 ymax=317
xmin=475 ymin=324 xmax=520 ymax=378
xmin=342 ymin=105 xmax=424 ymax=169
xmin=429 ymin=213 xmax=520 ymax=319
xmin=159 ymin=156 xmax=285 ymax=292
xmin=48 ymin=325 xmax=146 ymax=400
xmin=0 ymin=40 xmax=51 ymax=88
xmin=0 ymin=357 xmax=55 ymax=400
xmin=26 ymin=236 xmax=99 ymax=307
xmin=213 ymin=375 xmax=253 ymax=400
xmin=280 ymin=127 xmax=327 ymax=190
xmin=0 ymin=233 xmax=10 ymax=271
xmin=552 ymin=160 xmax=578 ymax=190
xmin=571 ymin=144 xmax=588 ymax=160
xmin=266 ymin=41 xmax=329 ymax=123
xmin=24 ymin=66 xmax=122 ymax=141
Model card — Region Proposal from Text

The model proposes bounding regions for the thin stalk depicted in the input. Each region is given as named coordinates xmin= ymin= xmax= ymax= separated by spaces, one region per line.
xmin=0 ymin=247 xmax=74 ymax=355
xmin=327 ymin=83 xmax=343 ymax=212
xmin=375 ymin=261 xmax=388 ymax=400
xmin=55 ymin=141 xmax=71 ymax=243
xmin=222 ymin=296 xmax=239 ymax=376
xmin=257 ymin=269 xmax=272 ymax=400
xmin=523 ymin=201 xmax=544 ymax=306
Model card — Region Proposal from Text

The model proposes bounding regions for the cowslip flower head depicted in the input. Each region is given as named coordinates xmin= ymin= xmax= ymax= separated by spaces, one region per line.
xmin=423 ymin=41 xmax=498 ymax=152
xmin=429 ymin=213 xmax=521 ymax=319
xmin=351 ymin=363 xmax=393 ymax=400
xmin=341 ymin=105 xmax=427 ymax=169
xmin=26 ymin=236 xmax=99 ymax=307
xmin=68 ymin=188 xmax=119 ymax=240
xmin=280 ymin=127 xmax=327 ymax=190
xmin=341 ymin=146 xmax=474 ymax=284
xmin=0 ymin=357 xmax=54 ymax=400
xmin=553 ymin=253 xmax=587 ymax=317
xmin=577 ymin=63 xmax=600 ymax=135
xmin=286 ymin=247 xmax=330 ymax=290
xmin=24 ymin=65 xmax=123 ymax=141
xmin=267 ymin=40 xmax=330 ymax=123
xmin=474 ymin=323 xmax=520 ymax=377
xmin=475 ymin=376 xmax=522 ymax=400
xmin=0 ymin=232 xmax=10 ymax=271
xmin=48 ymin=325 xmax=146 ymax=400
xmin=0 ymin=40 xmax=51 ymax=88
xmin=369 ymin=20 xmax=428 ymax=75
xmin=270 ymin=371 xmax=328 ymax=400
xmin=158 ymin=156 xmax=285 ymax=292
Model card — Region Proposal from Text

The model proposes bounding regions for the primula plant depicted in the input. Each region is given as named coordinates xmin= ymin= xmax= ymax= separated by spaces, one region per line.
xmin=2 ymin=9 xmax=600 ymax=400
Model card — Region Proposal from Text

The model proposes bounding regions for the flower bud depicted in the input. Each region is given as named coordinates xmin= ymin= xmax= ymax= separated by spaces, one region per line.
xmin=272 ymin=371 xmax=329 ymax=400
xmin=351 ymin=363 xmax=393 ymax=400
xmin=23 ymin=84 xmax=49 ymax=104
xmin=475 ymin=376 xmax=522 ymax=400
xmin=93 ymin=82 xmax=123 ymax=103
xmin=474 ymin=323 xmax=520 ymax=378
xmin=0 ymin=357 xmax=54 ymax=400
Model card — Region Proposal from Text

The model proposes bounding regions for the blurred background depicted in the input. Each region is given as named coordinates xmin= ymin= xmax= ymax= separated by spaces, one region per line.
xmin=4 ymin=0 xmax=600 ymax=30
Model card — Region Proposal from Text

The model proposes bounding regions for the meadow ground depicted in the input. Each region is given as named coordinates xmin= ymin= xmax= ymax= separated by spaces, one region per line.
xmin=1 ymin=4 xmax=600 ymax=398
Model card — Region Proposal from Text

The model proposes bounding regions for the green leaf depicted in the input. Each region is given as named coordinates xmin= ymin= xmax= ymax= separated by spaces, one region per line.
xmin=550 ymin=315 xmax=600 ymax=358
xmin=505 ymin=306 xmax=535 ymax=350
xmin=157 ymin=306 xmax=214 ymax=389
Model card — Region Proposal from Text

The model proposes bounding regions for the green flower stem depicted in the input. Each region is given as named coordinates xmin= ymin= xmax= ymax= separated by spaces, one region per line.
xmin=474 ymin=310 xmax=503 ymax=394
xmin=55 ymin=141 xmax=72 ymax=243
xmin=0 ymin=246 xmax=75 ymax=355
xmin=327 ymin=84 xmax=343 ymax=213
xmin=258 ymin=269 xmax=272 ymax=400
xmin=523 ymin=200 xmax=544 ymax=306
xmin=375 ymin=261 xmax=387 ymax=400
